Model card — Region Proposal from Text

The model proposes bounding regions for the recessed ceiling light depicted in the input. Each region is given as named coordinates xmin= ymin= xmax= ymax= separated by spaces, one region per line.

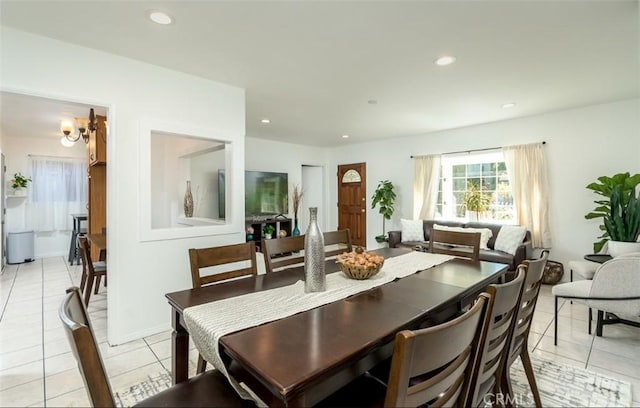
xmin=434 ymin=56 xmax=456 ymax=66
xmin=342 ymin=134 xmax=350 ymax=139
xmin=367 ymin=99 xmax=378 ymax=105
xmin=148 ymin=10 xmax=173 ymax=25
xmin=261 ymin=118 xmax=270 ymax=124
xmin=502 ymin=102 xmax=517 ymax=109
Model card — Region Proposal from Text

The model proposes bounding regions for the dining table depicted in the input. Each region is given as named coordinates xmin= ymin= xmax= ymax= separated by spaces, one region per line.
xmin=165 ymin=247 xmax=509 ymax=407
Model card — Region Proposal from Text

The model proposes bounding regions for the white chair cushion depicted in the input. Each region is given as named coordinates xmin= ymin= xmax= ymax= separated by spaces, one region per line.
xmin=401 ymin=219 xmax=424 ymax=242
xmin=494 ymin=225 xmax=527 ymax=256
xmin=552 ymin=280 xmax=592 ymax=298
xmin=433 ymin=224 xmax=493 ymax=250
xmin=568 ymin=260 xmax=598 ymax=280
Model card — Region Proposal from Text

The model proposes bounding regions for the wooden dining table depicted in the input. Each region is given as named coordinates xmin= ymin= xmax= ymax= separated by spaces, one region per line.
xmin=165 ymin=248 xmax=508 ymax=407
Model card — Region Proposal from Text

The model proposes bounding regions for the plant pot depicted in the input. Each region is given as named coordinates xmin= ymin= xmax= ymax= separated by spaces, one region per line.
xmin=375 ymin=235 xmax=387 ymax=243
xmin=608 ymin=240 xmax=640 ymax=257
xmin=13 ymin=188 xmax=26 ymax=197
xmin=264 ymin=233 xmax=272 ymax=240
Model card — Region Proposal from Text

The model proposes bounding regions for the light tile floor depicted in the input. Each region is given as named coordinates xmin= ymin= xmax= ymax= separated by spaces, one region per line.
xmin=1 ymin=257 xmax=639 ymax=407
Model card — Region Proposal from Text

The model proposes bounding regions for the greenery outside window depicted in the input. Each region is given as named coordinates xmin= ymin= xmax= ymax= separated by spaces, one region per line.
xmin=437 ymin=152 xmax=515 ymax=222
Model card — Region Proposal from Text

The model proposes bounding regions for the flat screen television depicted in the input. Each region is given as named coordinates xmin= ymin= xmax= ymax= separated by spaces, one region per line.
xmin=218 ymin=170 xmax=289 ymax=218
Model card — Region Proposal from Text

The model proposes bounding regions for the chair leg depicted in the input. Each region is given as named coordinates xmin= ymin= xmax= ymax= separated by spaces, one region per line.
xmin=588 ymin=308 xmax=592 ymax=334
xmin=554 ymin=296 xmax=558 ymax=345
xmin=500 ymin=363 xmax=514 ymax=408
xmin=196 ymin=354 xmax=207 ymax=374
xmin=94 ymin=276 xmax=102 ymax=294
xmin=521 ymin=349 xmax=542 ymax=408
xmin=596 ymin=310 xmax=604 ymax=336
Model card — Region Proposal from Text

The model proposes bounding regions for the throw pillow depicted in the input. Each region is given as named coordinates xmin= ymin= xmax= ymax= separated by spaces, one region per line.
xmin=432 ymin=224 xmax=493 ymax=250
xmin=494 ymin=225 xmax=527 ymax=256
xmin=401 ymin=219 xmax=424 ymax=242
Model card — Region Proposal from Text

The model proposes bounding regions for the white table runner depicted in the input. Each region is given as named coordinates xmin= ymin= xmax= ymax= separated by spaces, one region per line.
xmin=183 ymin=251 xmax=452 ymax=401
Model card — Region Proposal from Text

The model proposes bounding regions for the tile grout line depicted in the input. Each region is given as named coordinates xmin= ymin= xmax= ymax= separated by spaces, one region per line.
xmin=0 ymin=265 xmax=18 ymax=322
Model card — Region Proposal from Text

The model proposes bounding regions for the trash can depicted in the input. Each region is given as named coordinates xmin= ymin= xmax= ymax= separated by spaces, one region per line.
xmin=7 ymin=229 xmax=35 ymax=264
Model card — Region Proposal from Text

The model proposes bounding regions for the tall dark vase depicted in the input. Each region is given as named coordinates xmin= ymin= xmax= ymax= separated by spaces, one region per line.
xmin=292 ymin=219 xmax=301 ymax=236
xmin=304 ymin=207 xmax=325 ymax=292
xmin=184 ymin=180 xmax=194 ymax=217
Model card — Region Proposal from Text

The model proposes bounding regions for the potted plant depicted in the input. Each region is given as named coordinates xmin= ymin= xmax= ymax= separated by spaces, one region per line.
xmin=263 ymin=224 xmax=275 ymax=240
xmin=371 ymin=180 xmax=396 ymax=243
xmin=463 ymin=181 xmax=491 ymax=221
xmin=11 ymin=172 xmax=31 ymax=196
xmin=585 ymin=172 xmax=640 ymax=255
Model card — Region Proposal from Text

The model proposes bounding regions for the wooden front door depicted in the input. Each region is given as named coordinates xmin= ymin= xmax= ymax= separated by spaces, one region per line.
xmin=337 ymin=163 xmax=366 ymax=247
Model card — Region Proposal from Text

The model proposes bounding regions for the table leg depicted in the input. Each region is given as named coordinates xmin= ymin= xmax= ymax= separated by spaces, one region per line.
xmin=171 ymin=309 xmax=189 ymax=385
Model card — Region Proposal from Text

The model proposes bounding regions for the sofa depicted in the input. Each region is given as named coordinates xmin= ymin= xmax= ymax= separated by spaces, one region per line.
xmin=388 ymin=220 xmax=533 ymax=270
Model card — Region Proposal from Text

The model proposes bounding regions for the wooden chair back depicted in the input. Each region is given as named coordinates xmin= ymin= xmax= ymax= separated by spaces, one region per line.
xmin=507 ymin=251 xmax=549 ymax=363
xmin=384 ymin=293 xmax=490 ymax=407
xmin=188 ymin=241 xmax=258 ymax=289
xmin=78 ymin=236 xmax=107 ymax=306
xmin=499 ymin=251 xmax=548 ymax=408
xmin=322 ymin=229 xmax=352 ymax=258
xmin=430 ymin=229 xmax=481 ymax=261
xmin=59 ymin=287 xmax=115 ymax=407
xmin=465 ymin=269 xmax=525 ymax=407
xmin=262 ymin=235 xmax=306 ymax=273
xmin=61 ymin=287 xmax=247 ymax=407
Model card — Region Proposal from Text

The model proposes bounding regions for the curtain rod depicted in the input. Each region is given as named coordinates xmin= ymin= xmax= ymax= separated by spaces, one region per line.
xmin=28 ymin=154 xmax=84 ymax=160
xmin=410 ymin=141 xmax=546 ymax=159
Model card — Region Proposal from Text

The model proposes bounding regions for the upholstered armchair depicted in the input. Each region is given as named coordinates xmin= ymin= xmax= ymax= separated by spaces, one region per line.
xmin=552 ymin=253 xmax=640 ymax=345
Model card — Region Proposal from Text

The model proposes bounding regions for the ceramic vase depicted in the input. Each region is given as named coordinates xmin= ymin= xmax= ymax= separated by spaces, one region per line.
xmin=292 ymin=219 xmax=301 ymax=237
xmin=304 ymin=207 xmax=325 ymax=292
xmin=184 ymin=180 xmax=194 ymax=217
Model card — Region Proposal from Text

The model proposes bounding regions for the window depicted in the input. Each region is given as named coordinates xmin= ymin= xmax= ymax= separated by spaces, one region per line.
xmin=28 ymin=156 xmax=87 ymax=232
xmin=436 ymin=152 xmax=515 ymax=222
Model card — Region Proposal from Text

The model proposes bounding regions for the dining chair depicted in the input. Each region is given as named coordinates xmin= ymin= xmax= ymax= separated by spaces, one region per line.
xmin=464 ymin=268 xmax=525 ymax=407
xmin=262 ymin=235 xmax=305 ymax=273
xmin=552 ymin=253 xmax=640 ymax=345
xmin=498 ymin=251 xmax=549 ymax=408
xmin=59 ymin=287 xmax=250 ymax=408
xmin=430 ymin=229 xmax=481 ymax=262
xmin=188 ymin=241 xmax=258 ymax=373
xmin=188 ymin=241 xmax=258 ymax=289
xmin=78 ymin=236 xmax=107 ymax=306
xmin=317 ymin=292 xmax=491 ymax=407
xmin=322 ymin=229 xmax=352 ymax=258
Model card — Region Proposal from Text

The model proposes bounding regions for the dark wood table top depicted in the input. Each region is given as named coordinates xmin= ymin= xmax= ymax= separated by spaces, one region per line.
xmin=165 ymin=248 xmax=508 ymax=406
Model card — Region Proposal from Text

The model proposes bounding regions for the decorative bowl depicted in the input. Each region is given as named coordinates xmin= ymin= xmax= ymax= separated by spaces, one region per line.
xmin=336 ymin=249 xmax=384 ymax=280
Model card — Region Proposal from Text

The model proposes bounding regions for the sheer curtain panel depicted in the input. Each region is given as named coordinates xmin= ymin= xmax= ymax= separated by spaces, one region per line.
xmin=28 ymin=157 xmax=87 ymax=232
xmin=503 ymin=143 xmax=552 ymax=248
xmin=414 ymin=155 xmax=441 ymax=219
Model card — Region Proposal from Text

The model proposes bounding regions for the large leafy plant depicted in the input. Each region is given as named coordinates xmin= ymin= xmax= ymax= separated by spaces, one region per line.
xmin=585 ymin=172 xmax=640 ymax=252
xmin=371 ymin=180 xmax=396 ymax=243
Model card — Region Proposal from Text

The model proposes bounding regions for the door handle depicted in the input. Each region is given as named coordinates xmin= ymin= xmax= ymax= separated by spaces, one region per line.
xmin=361 ymin=209 xmax=365 ymax=213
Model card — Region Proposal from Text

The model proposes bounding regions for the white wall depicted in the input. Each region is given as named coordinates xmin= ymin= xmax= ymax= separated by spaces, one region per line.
xmin=1 ymin=27 xmax=246 ymax=344
xmin=326 ymin=98 xmax=640 ymax=271
xmin=245 ymin=137 xmax=330 ymax=231
xmin=2 ymin=133 xmax=86 ymax=257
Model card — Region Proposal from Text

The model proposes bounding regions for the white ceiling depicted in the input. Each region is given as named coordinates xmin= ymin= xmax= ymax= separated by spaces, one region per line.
xmin=1 ymin=1 xmax=638 ymax=147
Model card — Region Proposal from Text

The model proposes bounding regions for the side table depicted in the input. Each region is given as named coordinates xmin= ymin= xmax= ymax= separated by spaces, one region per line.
xmin=583 ymin=254 xmax=612 ymax=264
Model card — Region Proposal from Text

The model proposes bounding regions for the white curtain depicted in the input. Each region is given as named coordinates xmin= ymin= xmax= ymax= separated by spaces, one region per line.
xmin=503 ymin=143 xmax=552 ymax=248
xmin=28 ymin=156 xmax=87 ymax=232
xmin=413 ymin=155 xmax=441 ymax=219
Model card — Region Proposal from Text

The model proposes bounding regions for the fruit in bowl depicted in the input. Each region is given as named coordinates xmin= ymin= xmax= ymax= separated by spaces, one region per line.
xmin=336 ymin=247 xmax=385 ymax=280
